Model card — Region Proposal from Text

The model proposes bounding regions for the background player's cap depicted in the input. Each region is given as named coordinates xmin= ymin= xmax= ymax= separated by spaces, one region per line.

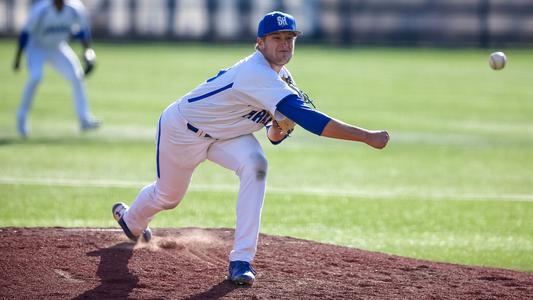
xmin=257 ymin=11 xmax=302 ymax=38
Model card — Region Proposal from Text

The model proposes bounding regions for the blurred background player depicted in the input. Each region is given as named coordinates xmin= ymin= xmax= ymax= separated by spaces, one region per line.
xmin=112 ymin=11 xmax=389 ymax=286
xmin=13 ymin=0 xmax=100 ymax=138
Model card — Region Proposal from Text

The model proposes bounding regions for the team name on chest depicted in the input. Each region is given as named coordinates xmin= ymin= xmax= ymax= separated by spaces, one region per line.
xmin=242 ymin=109 xmax=272 ymax=125
xmin=44 ymin=24 xmax=70 ymax=34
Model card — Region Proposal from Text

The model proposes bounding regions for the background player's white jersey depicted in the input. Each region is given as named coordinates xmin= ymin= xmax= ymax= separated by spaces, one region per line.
xmin=24 ymin=0 xmax=88 ymax=49
xmin=177 ymin=51 xmax=298 ymax=140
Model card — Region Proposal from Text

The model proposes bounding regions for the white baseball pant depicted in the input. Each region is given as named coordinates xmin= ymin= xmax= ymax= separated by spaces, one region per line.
xmin=18 ymin=42 xmax=93 ymax=126
xmin=123 ymin=102 xmax=268 ymax=262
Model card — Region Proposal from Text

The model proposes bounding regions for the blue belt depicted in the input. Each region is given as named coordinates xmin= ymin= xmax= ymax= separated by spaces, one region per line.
xmin=187 ymin=123 xmax=212 ymax=138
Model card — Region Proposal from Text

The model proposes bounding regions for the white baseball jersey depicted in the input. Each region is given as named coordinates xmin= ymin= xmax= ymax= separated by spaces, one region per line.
xmin=24 ymin=0 xmax=89 ymax=49
xmin=121 ymin=50 xmax=303 ymax=264
xmin=177 ymin=50 xmax=299 ymax=140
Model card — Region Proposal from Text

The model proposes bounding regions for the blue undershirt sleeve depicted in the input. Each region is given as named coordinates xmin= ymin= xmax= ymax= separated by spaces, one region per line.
xmin=276 ymin=94 xmax=331 ymax=136
xmin=18 ymin=31 xmax=29 ymax=49
xmin=72 ymin=29 xmax=91 ymax=43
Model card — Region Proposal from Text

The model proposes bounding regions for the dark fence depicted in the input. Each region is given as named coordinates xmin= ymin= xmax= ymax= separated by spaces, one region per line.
xmin=1 ymin=0 xmax=532 ymax=47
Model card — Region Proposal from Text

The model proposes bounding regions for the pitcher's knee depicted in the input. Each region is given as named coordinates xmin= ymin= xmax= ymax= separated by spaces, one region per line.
xmin=241 ymin=153 xmax=268 ymax=180
xmin=157 ymin=195 xmax=181 ymax=210
xmin=161 ymin=201 xmax=179 ymax=210
xmin=155 ymin=190 xmax=184 ymax=210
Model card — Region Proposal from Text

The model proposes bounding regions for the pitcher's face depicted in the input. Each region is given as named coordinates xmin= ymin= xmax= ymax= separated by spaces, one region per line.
xmin=257 ymin=31 xmax=297 ymax=71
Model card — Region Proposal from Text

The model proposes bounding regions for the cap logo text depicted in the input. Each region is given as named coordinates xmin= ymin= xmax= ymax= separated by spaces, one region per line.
xmin=277 ymin=16 xmax=288 ymax=26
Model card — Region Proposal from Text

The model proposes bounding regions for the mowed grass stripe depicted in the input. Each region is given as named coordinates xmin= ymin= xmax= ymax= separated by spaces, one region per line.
xmin=2 ymin=176 xmax=532 ymax=202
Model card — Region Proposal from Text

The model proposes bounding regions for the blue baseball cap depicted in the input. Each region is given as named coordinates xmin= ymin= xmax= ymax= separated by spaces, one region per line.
xmin=257 ymin=11 xmax=302 ymax=38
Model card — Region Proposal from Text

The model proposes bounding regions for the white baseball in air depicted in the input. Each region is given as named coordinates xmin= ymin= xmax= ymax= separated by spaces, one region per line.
xmin=489 ymin=51 xmax=507 ymax=70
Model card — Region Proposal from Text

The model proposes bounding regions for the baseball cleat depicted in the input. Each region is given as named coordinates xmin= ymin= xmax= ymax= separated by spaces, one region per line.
xmin=17 ymin=115 xmax=28 ymax=138
xmin=228 ymin=261 xmax=257 ymax=286
xmin=112 ymin=202 xmax=152 ymax=243
xmin=81 ymin=118 xmax=101 ymax=132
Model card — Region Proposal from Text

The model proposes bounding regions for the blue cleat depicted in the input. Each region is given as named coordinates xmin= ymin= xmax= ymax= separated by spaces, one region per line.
xmin=228 ymin=261 xmax=257 ymax=286
xmin=81 ymin=118 xmax=101 ymax=132
xmin=112 ymin=202 xmax=151 ymax=242
xmin=17 ymin=114 xmax=28 ymax=138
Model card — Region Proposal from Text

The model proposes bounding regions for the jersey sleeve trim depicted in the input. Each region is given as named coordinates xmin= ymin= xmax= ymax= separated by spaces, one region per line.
xmin=276 ymin=94 xmax=331 ymax=136
xmin=72 ymin=29 xmax=91 ymax=42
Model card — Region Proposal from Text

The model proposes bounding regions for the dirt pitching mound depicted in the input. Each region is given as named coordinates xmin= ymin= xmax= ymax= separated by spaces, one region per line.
xmin=0 ymin=227 xmax=531 ymax=299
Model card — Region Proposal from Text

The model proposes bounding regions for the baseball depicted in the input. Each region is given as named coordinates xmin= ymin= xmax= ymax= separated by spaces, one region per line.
xmin=489 ymin=51 xmax=507 ymax=70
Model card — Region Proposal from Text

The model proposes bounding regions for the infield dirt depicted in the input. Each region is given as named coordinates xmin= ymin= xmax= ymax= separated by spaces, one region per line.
xmin=0 ymin=227 xmax=531 ymax=299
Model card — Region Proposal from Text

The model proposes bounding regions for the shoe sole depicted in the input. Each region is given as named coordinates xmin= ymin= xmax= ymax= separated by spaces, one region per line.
xmin=230 ymin=276 xmax=254 ymax=286
xmin=233 ymin=280 xmax=253 ymax=286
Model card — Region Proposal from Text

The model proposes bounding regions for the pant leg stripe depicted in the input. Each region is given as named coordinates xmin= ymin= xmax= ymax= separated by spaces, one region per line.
xmin=156 ymin=116 xmax=162 ymax=178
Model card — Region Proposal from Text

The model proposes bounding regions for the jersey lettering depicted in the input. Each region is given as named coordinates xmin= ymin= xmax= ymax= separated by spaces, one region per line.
xmin=242 ymin=110 xmax=272 ymax=125
xmin=242 ymin=111 xmax=256 ymax=119
xmin=251 ymin=110 xmax=267 ymax=123
xmin=43 ymin=25 xmax=70 ymax=34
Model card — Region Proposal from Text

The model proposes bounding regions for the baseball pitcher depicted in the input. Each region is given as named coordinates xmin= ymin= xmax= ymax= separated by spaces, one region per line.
xmin=112 ymin=11 xmax=389 ymax=286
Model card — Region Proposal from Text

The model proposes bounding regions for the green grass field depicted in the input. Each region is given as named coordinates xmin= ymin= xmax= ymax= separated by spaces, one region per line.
xmin=1 ymin=40 xmax=532 ymax=272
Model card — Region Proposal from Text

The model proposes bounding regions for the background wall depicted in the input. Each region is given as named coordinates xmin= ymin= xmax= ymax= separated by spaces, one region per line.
xmin=1 ymin=0 xmax=532 ymax=47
